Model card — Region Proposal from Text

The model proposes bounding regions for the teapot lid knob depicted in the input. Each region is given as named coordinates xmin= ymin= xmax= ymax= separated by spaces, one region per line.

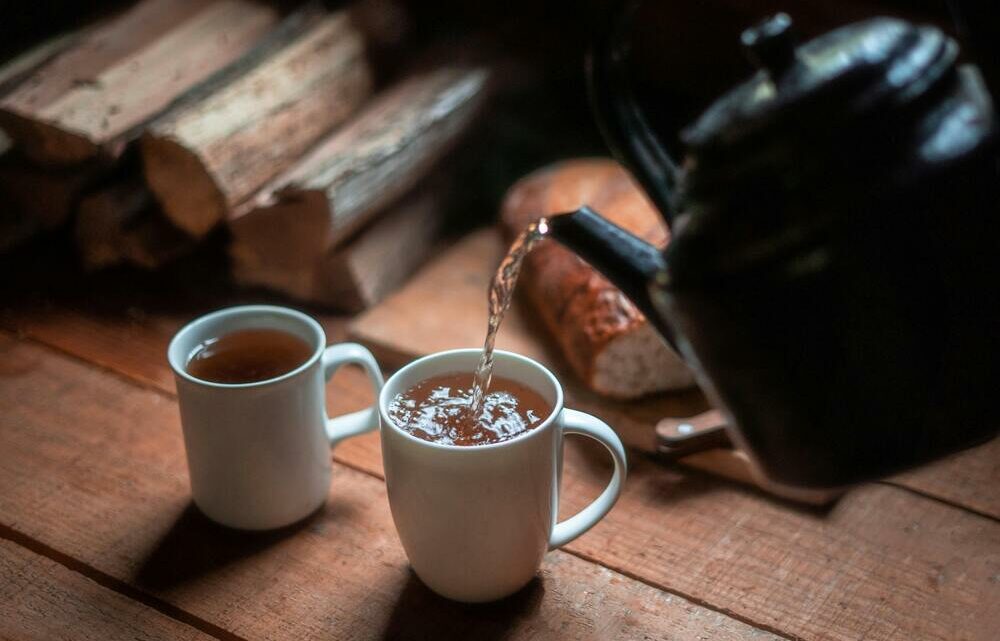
xmin=741 ymin=13 xmax=797 ymax=78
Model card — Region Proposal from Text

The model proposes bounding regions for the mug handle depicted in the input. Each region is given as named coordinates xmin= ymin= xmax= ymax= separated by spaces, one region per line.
xmin=549 ymin=408 xmax=628 ymax=550
xmin=321 ymin=343 xmax=385 ymax=447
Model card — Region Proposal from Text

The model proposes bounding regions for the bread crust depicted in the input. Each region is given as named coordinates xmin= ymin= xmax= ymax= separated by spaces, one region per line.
xmin=500 ymin=158 xmax=692 ymax=397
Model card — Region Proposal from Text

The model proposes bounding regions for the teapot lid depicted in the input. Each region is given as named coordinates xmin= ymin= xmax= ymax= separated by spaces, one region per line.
xmin=681 ymin=14 xmax=958 ymax=159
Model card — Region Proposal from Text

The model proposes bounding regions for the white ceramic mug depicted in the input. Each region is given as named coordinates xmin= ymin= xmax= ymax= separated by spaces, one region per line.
xmin=168 ymin=305 xmax=384 ymax=530
xmin=379 ymin=348 xmax=627 ymax=602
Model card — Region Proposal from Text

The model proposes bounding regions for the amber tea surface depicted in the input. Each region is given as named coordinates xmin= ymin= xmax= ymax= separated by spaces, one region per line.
xmin=186 ymin=328 xmax=313 ymax=384
xmin=389 ymin=372 xmax=552 ymax=446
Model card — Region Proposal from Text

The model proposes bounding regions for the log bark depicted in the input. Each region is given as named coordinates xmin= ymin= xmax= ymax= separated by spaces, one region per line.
xmin=231 ymin=179 xmax=448 ymax=310
xmin=140 ymin=6 xmax=374 ymax=238
xmin=0 ymin=0 xmax=282 ymax=165
xmin=75 ymin=177 xmax=193 ymax=270
xmin=0 ymin=20 xmax=91 ymax=96
xmin=228 ymin=62 xmax=491 ymax=297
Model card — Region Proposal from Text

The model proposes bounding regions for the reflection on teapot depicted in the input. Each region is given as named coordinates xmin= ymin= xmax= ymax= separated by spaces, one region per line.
xmin=546 ymin=1 xmax=1000 ymax=488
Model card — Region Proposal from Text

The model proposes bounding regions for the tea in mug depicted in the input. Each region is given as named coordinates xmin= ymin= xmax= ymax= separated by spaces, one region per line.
xmin=388 ymin=372 xmax=551 ymax=446
xmin=186 ymin=328 xmax=313 ymax=384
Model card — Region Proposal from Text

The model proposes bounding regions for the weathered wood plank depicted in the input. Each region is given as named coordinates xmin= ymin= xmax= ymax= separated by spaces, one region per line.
xmin=142 ymin=7 xmax=374 ymax=238
xmin=2 ymin=308 xmax=1000 ymax=640
xmin=557 ymin=450 xmax=1000 ymax=641
xmin=1 ymin=241 xmax=998 ymax=641
xmin=0 ymin=539 xmax=211 ymax=641
xmin=0 ymin=334 xmax=783 ymax=641
xmin=889 ymin=435 xmax=1000 ymax=519
xmin=0 ymin=0 xmax=282 ymax=164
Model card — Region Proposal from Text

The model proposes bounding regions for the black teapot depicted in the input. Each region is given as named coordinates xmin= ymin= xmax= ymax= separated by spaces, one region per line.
xmin=546 ymin=2 xmax=1000 ymax=488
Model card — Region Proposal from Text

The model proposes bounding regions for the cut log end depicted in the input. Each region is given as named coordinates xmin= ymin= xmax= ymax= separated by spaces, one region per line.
xmin=229 ymin=190 xmax=332 ymax=296
xmin=141 ymin=134 xmax=226 ymax=238
xmin=231 ymin=183 xmax=446 ymax=311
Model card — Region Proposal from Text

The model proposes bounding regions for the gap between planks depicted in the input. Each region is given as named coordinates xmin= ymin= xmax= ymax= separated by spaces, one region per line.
xmin=0 ymin=522 xmax=249 ymax=641
xmin=0 ymin=329 xmax=796 ymax=641
xmin=5 ymin=324 xmax=998 ymax=640
xmin=876 ymin=480 xmax=1000 ymax=524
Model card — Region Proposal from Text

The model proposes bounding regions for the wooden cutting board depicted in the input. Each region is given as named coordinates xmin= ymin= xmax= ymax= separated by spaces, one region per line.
xmin=348 ymin=227 xmax=706 ymax=453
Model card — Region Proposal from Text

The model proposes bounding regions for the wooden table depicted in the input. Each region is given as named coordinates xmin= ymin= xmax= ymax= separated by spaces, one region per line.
xmin=1 ymin=239 xmax=998 ymax=641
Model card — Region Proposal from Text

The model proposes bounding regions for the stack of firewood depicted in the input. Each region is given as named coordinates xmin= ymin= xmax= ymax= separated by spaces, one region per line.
xmin=0 ymin=0 xmax=492 ymax=311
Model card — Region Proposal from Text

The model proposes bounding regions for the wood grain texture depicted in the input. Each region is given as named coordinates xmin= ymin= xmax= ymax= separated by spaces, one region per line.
xmin=0 ymin=334 xmax=782 ymax=641
xmin=0 ymin=540 xmax=212 ymax=641
xmin=557 ymin=453 xmax=1000 ymax=641
xmin=2 ymin=280 xmax=998 ymax=640
xmin=142 ymin=7 xmax=374 ymax=238
xmin=890 ymin=435 xmax=1000 ymax=519
xmin=335 ymin=433 xmax=1000 ymax=641
xmin=228 ymin=63 xmax=491 ymax=291
xmin=0 ymin=0 xmax=282 ymax=164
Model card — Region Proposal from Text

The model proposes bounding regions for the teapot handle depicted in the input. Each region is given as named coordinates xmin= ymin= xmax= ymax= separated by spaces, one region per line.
xmin=587 ymin=0 xmax=681 ymax=228
xmin=947 ymin=0 xmax=1000 ymax=103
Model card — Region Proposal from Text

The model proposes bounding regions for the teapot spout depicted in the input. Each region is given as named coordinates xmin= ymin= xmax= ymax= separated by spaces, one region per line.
xmin=547 ymin=207 xmax=677 ymax=347
xmin=587 ymin=0 xmax=682 ymax=227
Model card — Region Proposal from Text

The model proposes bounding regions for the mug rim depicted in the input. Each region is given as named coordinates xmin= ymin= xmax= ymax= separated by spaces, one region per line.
xmin=378 ymin=348 xmax=565 ymax=452
xmin=167 ymin=304 xmax=326 ymax=390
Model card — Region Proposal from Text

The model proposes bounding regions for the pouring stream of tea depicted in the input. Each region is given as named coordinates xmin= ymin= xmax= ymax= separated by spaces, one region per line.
xmin=470 ymin=217 xmax=551 ymax=416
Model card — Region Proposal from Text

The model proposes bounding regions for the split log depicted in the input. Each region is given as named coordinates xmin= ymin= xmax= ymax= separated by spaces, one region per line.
xmin=229 ymin=62 xmax=492 ymax=297
xmin=75 ymin=178 xmax=193 ymax=270
xmin=141 ymin=6 xmax=375 ymax=238
xmin=0 ymin=19 xmax=103 ymax=252
xmin=231 ymin=179 xmax=448 ymax=311
xmin=0 ymin=0 xmax=282 ymax=165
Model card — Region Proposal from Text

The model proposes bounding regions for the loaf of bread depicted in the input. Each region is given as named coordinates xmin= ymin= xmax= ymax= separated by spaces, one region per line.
xmin=500 ymin=158 xmax=694 ymax=398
